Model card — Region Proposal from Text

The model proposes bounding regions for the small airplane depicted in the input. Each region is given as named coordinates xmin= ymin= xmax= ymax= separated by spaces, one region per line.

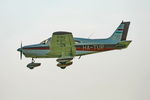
xmin=17 ymin=21 xmax=132 ymax=69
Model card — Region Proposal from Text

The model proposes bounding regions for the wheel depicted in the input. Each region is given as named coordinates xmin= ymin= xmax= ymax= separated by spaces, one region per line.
xmin=60 ymin=67 xmax=66 ymax=69
xmin=29 ymin=67 xmax=34 ymax=69
xmin=27 ymin=65 xmax=34 ymax=69
xmin=27 ymin=66 xmax=34 ymax=69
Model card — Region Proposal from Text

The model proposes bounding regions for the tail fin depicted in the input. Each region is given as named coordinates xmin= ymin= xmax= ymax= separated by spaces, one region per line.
xmin=108 ymin=21 xmax=130 ymax=42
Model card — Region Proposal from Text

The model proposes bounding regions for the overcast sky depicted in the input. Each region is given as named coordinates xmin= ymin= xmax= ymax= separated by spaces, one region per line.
xmin=0 ymin=0 xmax=150 ymax=100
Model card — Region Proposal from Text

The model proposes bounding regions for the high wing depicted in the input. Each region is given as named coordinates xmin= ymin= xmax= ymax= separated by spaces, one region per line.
xmin=48 ymin=31 xmax=76 ymax=69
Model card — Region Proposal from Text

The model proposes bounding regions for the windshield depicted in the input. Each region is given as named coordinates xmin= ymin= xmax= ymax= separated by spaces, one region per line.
xmin=74 ymin=40 xmax=81 ymax=44
xmin=40 ymin=38 xmax=50 ymax=44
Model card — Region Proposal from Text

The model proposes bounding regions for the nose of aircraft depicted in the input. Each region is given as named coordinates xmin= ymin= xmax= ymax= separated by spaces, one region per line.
xmin=17 ymin=48 xmax=22 ymax=52
xmin=17 ymin=48 xmax=21 ymax=51
xmin=17 ymin=42 xmax=23 ymax=52
xmin=17 ymin=47 xmax=23 ymax=59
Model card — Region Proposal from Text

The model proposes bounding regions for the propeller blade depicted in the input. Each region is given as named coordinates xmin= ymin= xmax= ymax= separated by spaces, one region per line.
xmin=20 ymin=42 xmax=23 ymax=60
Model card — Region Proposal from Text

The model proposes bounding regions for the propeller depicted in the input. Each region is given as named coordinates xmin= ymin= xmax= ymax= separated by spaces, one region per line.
xmin=20 ymin=42 xmax=23 ymax=60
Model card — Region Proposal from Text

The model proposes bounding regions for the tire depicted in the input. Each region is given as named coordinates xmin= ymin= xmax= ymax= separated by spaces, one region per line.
xmin=60 ymin=67 xmax=66 ymax=69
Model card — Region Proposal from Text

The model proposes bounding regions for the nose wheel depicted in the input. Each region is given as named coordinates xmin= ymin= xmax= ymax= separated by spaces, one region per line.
xmin=27 ymin=58 xmax=41 ymax=69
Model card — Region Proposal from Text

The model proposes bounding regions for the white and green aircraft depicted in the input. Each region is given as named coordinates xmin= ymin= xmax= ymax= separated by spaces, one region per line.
xmin=17 ymin=21 xmax=131 ymax=69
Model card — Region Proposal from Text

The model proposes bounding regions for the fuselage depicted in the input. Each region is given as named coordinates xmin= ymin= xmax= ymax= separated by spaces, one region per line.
xmin=17 ymin=37 xmax=131 ymax=58
xmin=17 ymin=21 xmax=132 ymax=69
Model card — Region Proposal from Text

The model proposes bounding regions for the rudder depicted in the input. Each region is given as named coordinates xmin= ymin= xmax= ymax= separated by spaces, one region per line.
xmin=121 ymin=22 xmax=130 ymax=41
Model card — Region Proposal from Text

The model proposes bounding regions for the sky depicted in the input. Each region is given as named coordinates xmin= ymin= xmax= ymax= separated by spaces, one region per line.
xmin=0 ymin=0 xmax=150 ymax=100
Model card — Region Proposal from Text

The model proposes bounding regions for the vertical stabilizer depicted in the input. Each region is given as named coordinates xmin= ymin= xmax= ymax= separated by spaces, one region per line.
xmin=108 ymin=21 xmax=130 ymax=42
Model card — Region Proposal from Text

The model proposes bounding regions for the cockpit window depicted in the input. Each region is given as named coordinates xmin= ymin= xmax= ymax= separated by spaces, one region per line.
xmin=40 ymin=38 xmax=50 ymax=44
xmin=74 ymin=40 xmax=81 ymax=44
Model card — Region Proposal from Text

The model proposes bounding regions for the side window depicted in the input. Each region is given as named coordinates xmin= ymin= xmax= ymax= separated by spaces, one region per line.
xmin=74 ymin=40 xmax=81 ymax=44
xmin=40 ymin=38 xmax=50 ymax=44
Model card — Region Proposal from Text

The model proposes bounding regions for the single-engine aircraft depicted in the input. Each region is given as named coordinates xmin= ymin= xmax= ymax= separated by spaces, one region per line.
xmin=17 ymin=21 xmax=132 ymax=69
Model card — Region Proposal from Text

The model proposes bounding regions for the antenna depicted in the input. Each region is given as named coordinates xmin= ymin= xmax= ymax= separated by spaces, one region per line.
xmin=88 ymin=33 xmax=94 ymax=39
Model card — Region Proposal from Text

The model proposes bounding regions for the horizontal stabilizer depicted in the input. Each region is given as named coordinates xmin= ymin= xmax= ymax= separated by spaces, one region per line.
xmin=115 ymin=40 xmax=132 ymax=49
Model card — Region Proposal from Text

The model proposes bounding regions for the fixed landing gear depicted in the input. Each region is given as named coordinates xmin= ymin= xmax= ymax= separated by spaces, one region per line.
xmin=56 ymin=58 xmax=73 ymax=69
xmin=57 ymin=61 xmax=73 ymax=69
xmin=27 ymin=58 xmax=41 ymax=69
xmin=60 ymin=67 xmax=66 ymax=69
xmin=32 ymin=58 xmax=35 ymax=63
